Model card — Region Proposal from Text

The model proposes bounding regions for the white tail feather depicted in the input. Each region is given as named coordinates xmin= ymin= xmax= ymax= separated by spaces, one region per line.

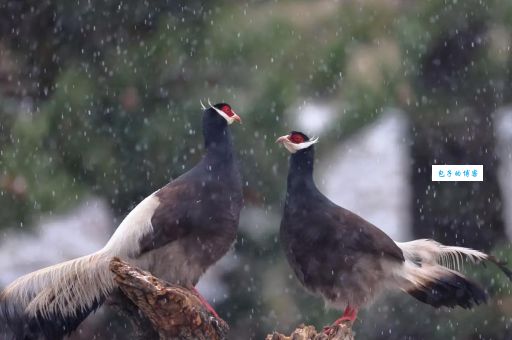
xmin=392 ymin=240 xmax=492 ymax=309
xmin=2 ymin=250 xmax=114 ymax=320
xmin=396 ymin=239 xmax=489 ymax=271
xmin=0 ymin=191 xmax=160 ymax=339
xmin=1 ymin=192 xmax=159 ymax=329
xmin=396 ymin=260 xmax=457 ymax=287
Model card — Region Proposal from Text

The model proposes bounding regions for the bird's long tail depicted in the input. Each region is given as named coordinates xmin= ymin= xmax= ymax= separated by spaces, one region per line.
xmin=394 ymin=239 xmax=512 ymax=309
xmin=0 ymin=250 xmax=115 ymax=339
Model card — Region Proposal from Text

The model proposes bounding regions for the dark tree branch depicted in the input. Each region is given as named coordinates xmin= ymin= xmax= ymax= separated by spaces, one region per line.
xmin=109 ymin=257 xmax=229 ymax=340
xmin=109 ymin=257 xmax=354 ymax=340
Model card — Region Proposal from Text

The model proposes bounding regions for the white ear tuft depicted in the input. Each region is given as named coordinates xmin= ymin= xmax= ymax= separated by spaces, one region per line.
xmin=200 ymin=100 xmax=206 ymax=110
xmin=207 ymin=99 xmax=237 ymax=125
xmin=295 ymin=136 xmax=319 ymax=150
xmin=309 ymin=136 xmax=319 ymax=144
xmin=282 ymin=136 xmax=319 ymax=153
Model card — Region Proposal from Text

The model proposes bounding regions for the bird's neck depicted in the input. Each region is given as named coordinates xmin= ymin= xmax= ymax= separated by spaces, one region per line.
xmin=203 ymin=124 xmax=234 ymax=166
xmin=286 ymin=147 xmax=317 ymax=197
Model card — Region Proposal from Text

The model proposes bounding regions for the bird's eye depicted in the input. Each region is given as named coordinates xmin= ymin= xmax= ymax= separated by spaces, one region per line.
xmin=289 ymin=133 xmax=305 ymax=144
xmin=221 ymin=105 xmax=233 ymax=117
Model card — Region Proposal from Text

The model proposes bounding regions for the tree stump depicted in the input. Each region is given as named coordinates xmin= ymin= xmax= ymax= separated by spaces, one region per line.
xmin=109 ymin=257 xmax=229 ymax=340
xmin=266 ymin=322 xmax=354 ymax=340
xmin=109 ymin=257 xmax=353 ymax=340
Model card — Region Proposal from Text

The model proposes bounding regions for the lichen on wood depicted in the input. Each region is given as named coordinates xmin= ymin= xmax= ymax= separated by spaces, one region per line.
xmin=266 ymin=322 xmax=354 ymax=340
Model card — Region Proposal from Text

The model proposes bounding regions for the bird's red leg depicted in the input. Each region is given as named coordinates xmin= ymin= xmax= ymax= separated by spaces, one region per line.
xmin=334 ymin=305 xmax=358 ymax=323
xmin=323 ymin=305 xmax=358 ymax=335
xmin=192 ymin=287 xmax=220 ymax=318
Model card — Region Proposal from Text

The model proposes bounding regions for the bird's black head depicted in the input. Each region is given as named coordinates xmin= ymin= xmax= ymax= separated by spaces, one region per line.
xmin=276 ymin=131 xmax=318 ymax=154
xmin=277 ymin=131 xmax=318 ymax=186
xmin=201 ymin=101 xmax=241 ymax=152
xmin=202 ymin=100 xmax=241 ymax=126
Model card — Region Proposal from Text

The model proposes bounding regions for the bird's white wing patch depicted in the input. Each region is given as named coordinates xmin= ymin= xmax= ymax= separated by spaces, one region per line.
xmin=103 ymin=191 xmax=161 ymax=257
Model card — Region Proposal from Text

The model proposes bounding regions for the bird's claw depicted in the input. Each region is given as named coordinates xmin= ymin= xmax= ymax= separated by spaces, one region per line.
xmin=322 ymin=325 xmax=335 ymax=336
xmin=209 ymin=316 xmax=219 ymax=328
xmin=323 ymin=319 xmax=353 ymax=337
xmin=209 ymin=315 xmax=229 ymax=335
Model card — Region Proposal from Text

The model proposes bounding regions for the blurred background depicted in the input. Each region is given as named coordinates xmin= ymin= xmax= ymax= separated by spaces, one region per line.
xmin=1 ymin=0 xmax=512 ymax=339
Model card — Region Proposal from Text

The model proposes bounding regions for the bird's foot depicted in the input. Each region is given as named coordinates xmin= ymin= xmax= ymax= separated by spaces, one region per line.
xmin=192 ymin=287 xmax=221 ymax=319
xmin=323 ymin=325 xmax=336 ymax=335
xmin=333 ymin=316 xmax=357 ymax=324
xmin=322 ymin=317 xmax=354 ymax=336
xmin=334 ymin=305 xmax=358 ymax=324
xmin=203 ymin=302 xmax=221 ymax=319
xmin=323 ymin=305 xmax=358 ymax=335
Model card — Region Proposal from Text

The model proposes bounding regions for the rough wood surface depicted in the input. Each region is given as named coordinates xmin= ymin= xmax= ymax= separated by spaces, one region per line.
xmin=109 ymin=257 xmax=229 ymax=340
xmin=266 ymin=322 xmax=354 ymax=340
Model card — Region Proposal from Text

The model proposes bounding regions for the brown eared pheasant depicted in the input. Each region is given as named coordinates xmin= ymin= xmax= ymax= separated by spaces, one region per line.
xmin=276 ymin=130 xmax=512 ymax=333
xmin=1 ymin=101 xmax=243 ymax=340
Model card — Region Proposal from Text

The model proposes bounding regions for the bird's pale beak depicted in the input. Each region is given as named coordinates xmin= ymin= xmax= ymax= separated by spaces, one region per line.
xmin=275 ymin=135 xmax=290 ymax=144
xmin=232 ymin=111 xmax=242 ymax=124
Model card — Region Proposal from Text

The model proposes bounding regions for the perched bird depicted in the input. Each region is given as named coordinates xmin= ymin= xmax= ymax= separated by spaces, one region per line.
xmin=276 ymin=131 xmax=512 ymax=331
xmin=0 ymin=101 xmax=243 ymax=340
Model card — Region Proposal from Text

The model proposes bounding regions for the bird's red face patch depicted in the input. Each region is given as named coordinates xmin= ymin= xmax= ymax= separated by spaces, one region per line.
xmin=221 ymin=105 xmax=234 ymax=117
xmin=276 ymin=131 xmax=318 ymax=153
xmin=289 ymin=133 xmax=306 ymax=144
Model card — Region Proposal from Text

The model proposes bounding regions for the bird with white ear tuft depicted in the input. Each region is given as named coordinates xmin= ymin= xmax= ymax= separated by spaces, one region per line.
xmin=277 ymin=130 xmax=512 ymax=334
xmin=0 ymin=102 xmax=243 ymax=340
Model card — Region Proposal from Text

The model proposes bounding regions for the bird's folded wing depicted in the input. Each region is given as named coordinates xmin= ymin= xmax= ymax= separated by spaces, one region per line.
xmin=137 ymin=181 xmax=196 ymax=254
xmin=329 ymin=206 xmax=405 ymax=262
